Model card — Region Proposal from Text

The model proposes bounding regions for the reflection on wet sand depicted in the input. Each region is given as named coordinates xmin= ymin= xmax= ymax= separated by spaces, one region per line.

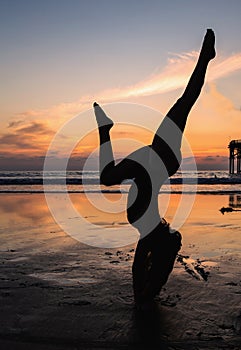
xmin=0 ymin=193 xmax=55 ymax=224
xmin=0 ymin=193 xmax=241 ymax=348
xmin=1 ymin=193 xmax=241 ymax=253
xmin=219 ymin=194 xmax=241 ymax=214
xmin=70 ymin=192 xmax=128 ymax=226
xmin=229 ymin=193 xmax=241 ymax=208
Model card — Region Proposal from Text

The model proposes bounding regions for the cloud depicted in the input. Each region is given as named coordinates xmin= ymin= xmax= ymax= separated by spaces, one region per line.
xmin=0 ymin=134 xmax=37 ymax=149
xmin=11 ymin=51 xmax=241 ymax=128
xmin=208 ymin=53 xmax=241 ymax=81
xmin=15 ymin=121 xmax=55 ymax=135
xmin=201 ymin=82 xmax=238 ymax=117
xmin=0 ymin=121 xmax=55 ymax=156
xmin=8 ymin=120 xmax=25 ymax=128
xmin=77 ymin=51 xmax=241 ymax=103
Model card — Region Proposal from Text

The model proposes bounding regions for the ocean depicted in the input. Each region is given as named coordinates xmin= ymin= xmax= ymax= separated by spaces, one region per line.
xmin=1 ymin=170 xmax=241 ymax=194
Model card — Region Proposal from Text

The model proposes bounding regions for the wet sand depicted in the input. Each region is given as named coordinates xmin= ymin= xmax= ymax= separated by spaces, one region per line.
xmin=0 ymin=193 xmax=241 ymax=349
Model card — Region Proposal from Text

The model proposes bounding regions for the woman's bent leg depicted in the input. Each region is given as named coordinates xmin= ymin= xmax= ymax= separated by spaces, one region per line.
xmin=94 ymin=102 xmax=138 ymax=185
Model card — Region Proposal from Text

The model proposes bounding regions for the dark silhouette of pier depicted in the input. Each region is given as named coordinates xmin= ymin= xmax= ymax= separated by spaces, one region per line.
xmin=228 ymin=139 xmax=241 ymax=175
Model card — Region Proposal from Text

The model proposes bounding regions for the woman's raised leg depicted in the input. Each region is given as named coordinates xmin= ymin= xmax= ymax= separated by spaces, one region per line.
xmin=151 ymin=29 xmax=216 ymax=175
xmin=166 ymin=28 xmax=215 ymax=131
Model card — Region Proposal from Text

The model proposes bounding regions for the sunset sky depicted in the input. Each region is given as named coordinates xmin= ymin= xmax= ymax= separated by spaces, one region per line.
xmin=1 ymin=0 xmax=241 ymax=170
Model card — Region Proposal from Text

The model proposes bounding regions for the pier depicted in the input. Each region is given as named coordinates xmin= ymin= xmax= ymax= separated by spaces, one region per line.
xmin=228 ymin=139 xmax=241 ymax=175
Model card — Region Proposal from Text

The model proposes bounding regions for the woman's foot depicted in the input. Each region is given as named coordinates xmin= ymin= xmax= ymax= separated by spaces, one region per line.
xmin=93 ymin=102 xmax=114 ymax=130
xmin=200 ymin=29 xmax=216 ymax=61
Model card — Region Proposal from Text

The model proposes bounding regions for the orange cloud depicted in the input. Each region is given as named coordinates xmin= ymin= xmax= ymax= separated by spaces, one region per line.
xmin=8 ymin=51 xmax=241 ymax=129
xmin=0 ymin=120 xmax=55 ymax=157
xmin=209 ymin=53 xmax=241 ymax=81
xmin=69 ymin=52 xmax=241 ymax=106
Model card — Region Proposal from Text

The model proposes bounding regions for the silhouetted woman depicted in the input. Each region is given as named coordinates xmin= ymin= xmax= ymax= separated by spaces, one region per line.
xmin=94 ymin=29 xmax=215 ymax=308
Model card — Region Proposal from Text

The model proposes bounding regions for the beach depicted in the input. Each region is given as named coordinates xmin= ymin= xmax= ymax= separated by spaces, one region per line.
xmin=0 ymin=192 xmax=241 ymax=349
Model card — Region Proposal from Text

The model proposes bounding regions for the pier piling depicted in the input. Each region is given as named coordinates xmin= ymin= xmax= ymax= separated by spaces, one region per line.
xmin=228 ymin=140 xmax=241 ymax=175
